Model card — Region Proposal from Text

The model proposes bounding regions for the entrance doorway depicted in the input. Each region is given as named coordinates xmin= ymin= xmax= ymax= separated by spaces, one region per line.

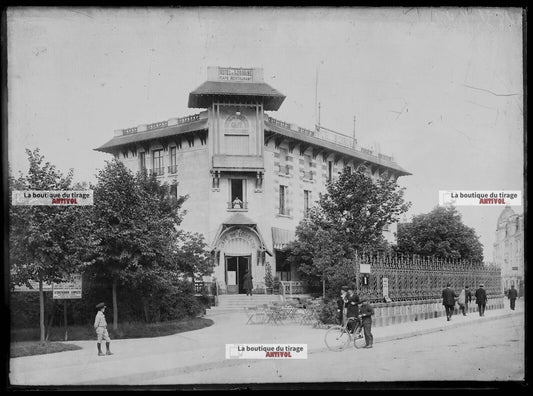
xmin=225 ymin=256 xmax=251 ymax=294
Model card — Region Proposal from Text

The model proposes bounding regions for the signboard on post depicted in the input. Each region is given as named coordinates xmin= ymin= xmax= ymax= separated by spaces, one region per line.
xmin=382 ymin=277 xmax=391 ymax=302
xmin=13 ymin=281 xmax=53 ymax=292
xmin=360 ymin=264 xmax=371 ymax=274
xmin=53 ymin=274 xmax=82 ymax=299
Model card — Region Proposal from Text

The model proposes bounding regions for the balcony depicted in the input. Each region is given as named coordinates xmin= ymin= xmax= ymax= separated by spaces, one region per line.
xmin=168 ymin=164 xmax=178 ymax=174
xmin=227 ymin=201 xmax=248 ymax=211
xmin=212 ymin=154 xmax=264 ymax=172
xmin=151 ymin=168 xmax=165 ymax=176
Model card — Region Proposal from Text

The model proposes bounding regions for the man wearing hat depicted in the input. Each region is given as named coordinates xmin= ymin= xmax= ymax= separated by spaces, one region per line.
xmin=337 ymin=286 xmax=349 ymax=325
xmin=442 ymin=283 xmax=457 ymax=321
xmin=358 ymin=297 xmax=374 ymax=348
xmin=507 ymin=284 xmax=518 ymax=310
xmin=345 ymin=284 xmax=360 ymax=333
xmin=94 ymin=302 xmax=113 ymax=356
xmin=475 ymin=284 xmax=487 ymax=317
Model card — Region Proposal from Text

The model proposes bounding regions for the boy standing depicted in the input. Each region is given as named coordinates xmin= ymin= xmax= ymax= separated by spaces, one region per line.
xmin=94 ymin=302 xmax=113 ymax=356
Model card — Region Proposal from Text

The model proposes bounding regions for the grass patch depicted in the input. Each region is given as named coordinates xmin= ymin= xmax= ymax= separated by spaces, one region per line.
xmin=11 ymin=317 xmax=214 ymax=343
xmin=11 ymin=342 xmax=82 ymax=358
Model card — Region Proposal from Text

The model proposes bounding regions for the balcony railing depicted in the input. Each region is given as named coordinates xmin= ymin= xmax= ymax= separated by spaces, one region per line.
xmin=151 ymin=168 xmax=165 ymax=176
xmin=147 ymin=121 xmax=168 ymax=131
xmin=280 ymin=281 xmax=304 ymax=296
xmin=168 ymin=164 xmax=178 ymax=174
xmin=178 ymin=114 xmax=200 ymax=124
xmin=379 ymin=153 xmax=394 ymax=162
xmin=120 ymin=113 xmax=202 ymax=136
xmin=266 ymin=115 xmax=397 ymax=163
xmin=123 ymin=127 xmax=138 ymax=135
xmin=228 ymin=201 xmax=248 ymax=210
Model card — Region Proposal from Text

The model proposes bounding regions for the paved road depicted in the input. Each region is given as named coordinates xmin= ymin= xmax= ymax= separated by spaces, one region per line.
xmin=142 ymin=313 xmax=524 ymax=384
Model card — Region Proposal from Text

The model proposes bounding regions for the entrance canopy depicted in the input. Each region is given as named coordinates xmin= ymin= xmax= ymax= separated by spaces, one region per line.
xmin=211 ymin=213 xmax=272 ymax=256
xmin=271 ymin=227 xmax=296 ymax=250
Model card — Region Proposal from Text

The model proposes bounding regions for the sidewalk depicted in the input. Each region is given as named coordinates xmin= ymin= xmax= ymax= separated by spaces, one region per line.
xmin=8 ymin=299 xmax=524 ymax=386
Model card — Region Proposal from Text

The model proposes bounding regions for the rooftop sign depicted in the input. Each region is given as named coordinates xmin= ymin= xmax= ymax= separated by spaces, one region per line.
xmin=207 ymin=67 xmax=264 ymax=83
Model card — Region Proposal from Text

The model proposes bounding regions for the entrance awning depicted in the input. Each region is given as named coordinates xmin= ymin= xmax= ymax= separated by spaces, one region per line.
xmin=210 ymin=214 xmax=272 ymax=256
xmin=271 ymin=227 xmax=295 ymax=250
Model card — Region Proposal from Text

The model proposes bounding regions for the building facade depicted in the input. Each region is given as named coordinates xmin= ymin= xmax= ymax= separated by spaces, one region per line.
xmin=96 ymin=67 xmax=410 ymax=294
xmin=493 ymin=206 xmax=524 ymax=295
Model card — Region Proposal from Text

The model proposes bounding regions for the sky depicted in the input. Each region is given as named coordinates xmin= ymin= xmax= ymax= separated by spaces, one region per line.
xmin=6 ymin=7 xmax=524 ymax=261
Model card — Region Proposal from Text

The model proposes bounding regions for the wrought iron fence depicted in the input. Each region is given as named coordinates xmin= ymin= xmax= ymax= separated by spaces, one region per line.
xmin=354 ymin=253 xmax=502 ymax=303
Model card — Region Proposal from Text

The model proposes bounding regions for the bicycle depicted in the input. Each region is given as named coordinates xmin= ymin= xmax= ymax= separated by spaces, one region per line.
xmin=324 ymin=316 xmax=366 ymax=351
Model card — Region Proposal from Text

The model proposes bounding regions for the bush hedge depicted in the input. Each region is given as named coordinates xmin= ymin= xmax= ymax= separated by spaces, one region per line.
xmin=10 ymin=277 xmax=211 ymax=330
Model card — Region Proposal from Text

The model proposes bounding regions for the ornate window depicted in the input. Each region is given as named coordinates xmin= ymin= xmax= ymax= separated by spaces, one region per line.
xmin=224 ymin=114 xmax=250 ymax=155
xmin=224 ymin=114 xmax=249 ymax=135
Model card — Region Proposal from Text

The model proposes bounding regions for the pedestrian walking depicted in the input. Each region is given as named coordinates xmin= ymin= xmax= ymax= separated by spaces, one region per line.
xmin=457 ymin=287 xmax=467 ymax=316
xmin=358 ymin=298 xmax=374 ymax=348
xmin=465 ymin=286 xmax=472 ymax=313
xmin=475 ymin=284 xmax=487 ymax=317
xmin=94 ymin=302 xmax=113 ymax=356
xmin=336 ymin=285 xmax=348 ymax=325
xmin=345 ymin=284 xmax=360 ymax=333
xmin=242 ymin=269 xmax=253 ymax=296
xmin=442 ymin=283 xmax=457 ymax=321
xmin=508 ymin=284 xmax=518 ymax=310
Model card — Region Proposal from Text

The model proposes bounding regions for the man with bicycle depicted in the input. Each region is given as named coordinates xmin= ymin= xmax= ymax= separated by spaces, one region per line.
xmin=345 ymin=285 xmax=360 ymax=333
xmin=358 ymin=297 xmax=375 ymax=348
xmin=337 ymin=285 xmax=349 ymax=325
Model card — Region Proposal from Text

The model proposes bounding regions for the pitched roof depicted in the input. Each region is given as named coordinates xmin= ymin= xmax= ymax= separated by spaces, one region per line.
xmin=188 ymin=81 xmax=286 ymax=110
xmin=222 ymin=212 xmax=257 ymax=225
xmin=264 ymin=120 xmax=411 ymax=176
xmin=94 ymin=118 xmax=208 ymax=153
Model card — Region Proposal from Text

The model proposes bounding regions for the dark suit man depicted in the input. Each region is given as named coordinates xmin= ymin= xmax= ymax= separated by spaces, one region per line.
xmin=475 ymin=284 xmax=487 ymax=316
xmin=345 ymin=286 xmax=360 ymax=332
xmin=442 ymin=284 xmax=457 ymax=321
xmin=359 ymin=299 xmax=375 ymax=348
xmin=336 ymin=286 xmax=348 ymax=324
xmin=508 ymin=284 xmax=518 ymax=310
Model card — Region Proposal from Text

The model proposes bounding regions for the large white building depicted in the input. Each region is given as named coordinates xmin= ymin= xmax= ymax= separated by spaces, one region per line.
xmin=96 ymin=67 xmax=410 ymax=294
xmin=493 ymin=206 xmax=524 ymax=295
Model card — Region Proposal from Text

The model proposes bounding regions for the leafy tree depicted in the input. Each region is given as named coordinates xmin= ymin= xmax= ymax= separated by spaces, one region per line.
xmin=9 ymin=149 xmax=94 ymax=341
xmin=91 ymin=160 xmax=212 ymax=327
xmin=395 ymin=206 xmax=484 ymax=262
xmin=286 ymin=168 xmax=410 ymax=298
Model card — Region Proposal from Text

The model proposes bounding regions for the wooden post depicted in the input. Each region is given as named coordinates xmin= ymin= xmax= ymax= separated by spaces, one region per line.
xmin=112 ymin=277 xmax=118 ymax=331
xmin=39 ymin=279 xmax=45 ymax=343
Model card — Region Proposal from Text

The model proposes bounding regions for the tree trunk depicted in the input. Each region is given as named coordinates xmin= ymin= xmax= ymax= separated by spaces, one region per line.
xmin=322 ymin=272 xmax=326 ymax=299
xmin=112 ymin=277 xmax=118 ymax=331
xmin=143 ymin=298 xmax=149 ymax=323
xmin=64 ymin=300 xmax=68 ymax=341
xmin=45 ymin=299 xmax=55 ymax=342
xmin=39 ymin=279 xmax=45 ymax=342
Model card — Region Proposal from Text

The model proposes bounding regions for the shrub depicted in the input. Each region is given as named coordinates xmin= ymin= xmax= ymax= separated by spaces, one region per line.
xmin=318 ymin=299 xmax=340 ymax=325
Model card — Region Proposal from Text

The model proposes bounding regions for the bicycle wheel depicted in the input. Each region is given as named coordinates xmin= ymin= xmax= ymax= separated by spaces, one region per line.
xmin=353 ymin=330 xmax=366 ymax=349
xmin=324 ymin=326 xmax=351 ymax=351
